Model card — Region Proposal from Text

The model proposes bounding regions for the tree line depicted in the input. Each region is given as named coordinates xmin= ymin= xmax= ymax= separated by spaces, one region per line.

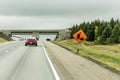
xmin=70 ymin=18 xmax=120 ymax=44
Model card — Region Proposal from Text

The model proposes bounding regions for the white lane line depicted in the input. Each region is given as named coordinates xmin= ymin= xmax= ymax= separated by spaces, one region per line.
xmin=40 ymin=41 xmax=61 ymax=80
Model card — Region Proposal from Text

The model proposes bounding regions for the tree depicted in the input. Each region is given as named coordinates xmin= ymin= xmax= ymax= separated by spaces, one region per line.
xmin=86 ymin=24 xmax=95 ymax=41
xmin=118 ymin=36 xmax=120 ymax=43
xmin=70 ymin=25 xmax=79 ymax=38
xmin=69 ymin=18 xmax=120 ymax=44
xmin=94 ymin=26 xmax=99 ymax=40
xmin=98 ymin=21 xmax=107 ymax=37
xmin=99 ymin=24 xmax=112 ymax=44
xmin=109 ymin=23 xmax=120 ymax=43
xmin=110 ymin=18 xmax=115 ymax=29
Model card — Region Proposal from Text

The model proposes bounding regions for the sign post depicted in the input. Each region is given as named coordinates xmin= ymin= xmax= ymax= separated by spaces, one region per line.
xmin=73 ymin=29 xmax=87 ymax=52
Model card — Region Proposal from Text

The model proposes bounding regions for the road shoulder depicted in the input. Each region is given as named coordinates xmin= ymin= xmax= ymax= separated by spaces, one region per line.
xmin=43 ymin=41 xmax=120 ymax=80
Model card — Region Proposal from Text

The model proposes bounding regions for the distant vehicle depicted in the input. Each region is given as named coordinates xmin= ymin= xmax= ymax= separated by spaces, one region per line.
xmin=46 ymin=38 xmax=51 ymax=41
xmin=25 ymin=38 xmax=37 ymax=46
xmin=19 ymin=38 xmax=24 ymax=41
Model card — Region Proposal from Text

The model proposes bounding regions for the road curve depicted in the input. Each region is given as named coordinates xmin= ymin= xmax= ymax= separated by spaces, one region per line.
xmin=0 ymin=41 xmax=58 ymax=80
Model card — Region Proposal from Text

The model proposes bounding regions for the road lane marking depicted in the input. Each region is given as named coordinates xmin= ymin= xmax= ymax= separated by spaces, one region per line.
xmin=40 ymin=41 xmax=61 ymax=80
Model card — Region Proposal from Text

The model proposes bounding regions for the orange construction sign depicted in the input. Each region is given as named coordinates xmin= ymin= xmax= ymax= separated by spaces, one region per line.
xmin=73 ymin=29 xmax=87 ymax=43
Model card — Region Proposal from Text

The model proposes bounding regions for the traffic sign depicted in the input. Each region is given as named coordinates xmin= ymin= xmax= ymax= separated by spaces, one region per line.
xmin=73 ymin=29 xmax=87 ymax=43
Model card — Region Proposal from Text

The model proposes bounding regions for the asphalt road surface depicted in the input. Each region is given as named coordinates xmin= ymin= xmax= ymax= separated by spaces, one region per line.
xmin=43 ymin=41 xmax=120 ymax=80
xmin=1 ymin=41 xmax=120 ymax=80
xmin=0 ymin=41 xmax=58 ymax=80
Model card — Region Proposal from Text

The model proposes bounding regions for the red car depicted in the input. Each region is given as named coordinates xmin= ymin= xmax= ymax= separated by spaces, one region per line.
xmin=25 ymin=38 xmax=37 ymax=46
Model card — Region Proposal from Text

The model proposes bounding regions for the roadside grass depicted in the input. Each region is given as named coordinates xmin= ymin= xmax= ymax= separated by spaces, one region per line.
xmin=0 ymin=38 xmax=8 ymax=43
xmin=53 ymin=39 xmax=120 ymax=71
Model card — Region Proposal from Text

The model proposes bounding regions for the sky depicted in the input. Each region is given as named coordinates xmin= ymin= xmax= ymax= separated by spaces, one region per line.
xmin=0 ymin=0 xmax=120 ymax=30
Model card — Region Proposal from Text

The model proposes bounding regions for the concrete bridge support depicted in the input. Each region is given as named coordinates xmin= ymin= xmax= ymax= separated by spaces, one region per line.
xmin=0 ymin=30 xmax=11 ymax=38
xmin=32 ymin=32 xmax=39 ymax=40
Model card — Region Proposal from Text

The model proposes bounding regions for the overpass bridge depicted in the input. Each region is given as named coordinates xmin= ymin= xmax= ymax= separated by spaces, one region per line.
xmin=0 ymin=29 xmax=66 ymax=40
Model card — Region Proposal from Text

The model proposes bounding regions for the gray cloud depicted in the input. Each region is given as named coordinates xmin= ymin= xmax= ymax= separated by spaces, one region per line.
xmin=0 ymin=0 xmax=116 ymax=16
xmin=0 ymin=0 xmax=120 ymax=29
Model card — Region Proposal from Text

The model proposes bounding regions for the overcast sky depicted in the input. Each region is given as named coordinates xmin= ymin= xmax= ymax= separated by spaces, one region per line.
xmin=0 ymin=0 xmax=120 ymax=30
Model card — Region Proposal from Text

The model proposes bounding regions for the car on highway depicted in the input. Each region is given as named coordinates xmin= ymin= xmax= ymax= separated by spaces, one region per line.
xmin=25 ymin=38 xmax=37 ymax=46
xmin=46 ymin=38 xmax=51 ymax=41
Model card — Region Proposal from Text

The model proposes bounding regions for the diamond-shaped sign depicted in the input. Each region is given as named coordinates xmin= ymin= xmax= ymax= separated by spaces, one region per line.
xmin=73 ymin=29 xmax=87 ymax=43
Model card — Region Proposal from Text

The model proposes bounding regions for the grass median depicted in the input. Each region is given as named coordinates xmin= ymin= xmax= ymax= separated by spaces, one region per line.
xmin=53 ymin=39 xmax=120 ymax=72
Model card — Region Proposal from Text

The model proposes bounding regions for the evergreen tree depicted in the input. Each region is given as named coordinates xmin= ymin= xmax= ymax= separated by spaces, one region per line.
xmin=109 ymin=23 xmax=120 ymax=43
xmin=98 ymin=21 xmax=107 ymax=37
xmin=118 ymin=36 xmax=120 ymax=43
xmin=116 ymin=19 xmax=120 ymax=24
xmin=70 ymin=25 xmax=76 ymax=38
xmin=70 ymin=25 xmax=80 ymax=38
xmin=94 ymin=19 xmax=100 ymax=26
xmin=99 ymin=24 xmax=112 ymax=44
xmin=94 ymin=26 xmax=99 ymax=40
xmin=86 ymin=24 xmax=95 ymax=41
xmin=69 ymin=18 xmax=120 ymax=44
xmin=110 ymin=18 xmax=115 ymax=29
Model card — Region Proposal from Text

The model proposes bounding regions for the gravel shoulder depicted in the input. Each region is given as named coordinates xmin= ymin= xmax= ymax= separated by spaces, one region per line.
xmin=43 ymin=41 xmax=120 ymax=80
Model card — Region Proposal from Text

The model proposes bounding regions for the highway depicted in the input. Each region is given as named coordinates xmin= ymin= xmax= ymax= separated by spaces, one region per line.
xmin=0 ymin=41 xmax=59 ymax=80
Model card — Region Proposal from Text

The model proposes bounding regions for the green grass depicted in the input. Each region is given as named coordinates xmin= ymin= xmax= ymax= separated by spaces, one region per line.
xmin=54 ymin=39 xmax=120 ymax=71
xmin=0 ymin=38 xmax=8 ymax=43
